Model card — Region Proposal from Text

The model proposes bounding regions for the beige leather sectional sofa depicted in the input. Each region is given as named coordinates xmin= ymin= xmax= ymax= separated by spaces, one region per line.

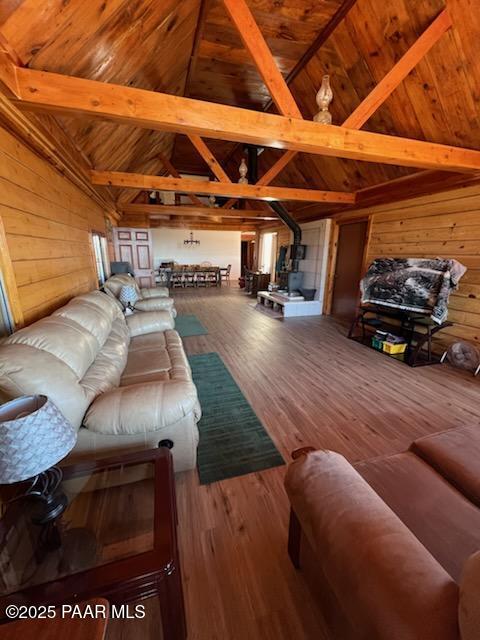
xmin=103 ymin=273 xmax=177 ymax=316
xmin=0 ymin=290 xmax=200 ymax=471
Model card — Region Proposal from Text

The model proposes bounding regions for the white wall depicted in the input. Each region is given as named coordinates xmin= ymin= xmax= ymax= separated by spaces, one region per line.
xmin=298 ymin=219 xmax=331 ymax=307
xmin=151 ymin=228 xmax=241 ymax=278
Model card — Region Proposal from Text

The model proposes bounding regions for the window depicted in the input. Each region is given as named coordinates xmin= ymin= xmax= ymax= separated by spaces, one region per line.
xmin=92 ymin=231 xmax=110 ymax=286
xmin=260 ymin=232 xmax=278 ymax=277
xmin=0 ymin=272 xmax=14 ymax=337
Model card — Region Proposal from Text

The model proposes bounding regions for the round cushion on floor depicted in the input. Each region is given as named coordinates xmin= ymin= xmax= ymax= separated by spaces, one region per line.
xmin=446 ymin=341 xmax=480 ymax=371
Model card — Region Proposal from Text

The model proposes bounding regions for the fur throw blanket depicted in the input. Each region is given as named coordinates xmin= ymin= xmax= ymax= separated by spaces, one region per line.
xmin=360 ymin=258 xmax=466 ymax=324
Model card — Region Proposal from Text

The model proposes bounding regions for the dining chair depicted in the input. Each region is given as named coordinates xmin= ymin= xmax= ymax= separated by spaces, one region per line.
xmin=196 ymin=268 xmax=207 ymax=287
xmin=184 ymin=268 xmax=195 ymax=287
xmin=206 ymin=268 xmax=218 ymax=287
xmin=170 ymin=270 xmax=183 ymax=288
xmin=220 ymin=264 xmax=231 ymax=285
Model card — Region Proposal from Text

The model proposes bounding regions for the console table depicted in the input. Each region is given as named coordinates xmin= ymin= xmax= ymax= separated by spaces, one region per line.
xmin=348 ymin=304 xmax=453 ymax=367
xmin=0 ymin=448 xmax=186 ymax=640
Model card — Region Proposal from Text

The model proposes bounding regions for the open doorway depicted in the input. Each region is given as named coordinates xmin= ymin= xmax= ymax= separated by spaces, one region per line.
xmin=241 ymin=236 xmax=255 ymax=275
xmin=330 ymin=220 xmax=369 ymax=321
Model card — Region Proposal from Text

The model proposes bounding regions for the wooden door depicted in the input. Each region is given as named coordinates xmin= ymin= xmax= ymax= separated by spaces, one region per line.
xmin=331 ymin=220 xmax=368 ymax=321
xmin=114 ymin=228 xmax=154 ymax=287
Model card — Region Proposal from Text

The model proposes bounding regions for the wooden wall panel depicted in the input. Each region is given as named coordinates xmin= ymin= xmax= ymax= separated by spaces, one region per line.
xmin=357 ymin=184 xmax=480 ymax=347
xmin=0 ymin=125 xmax=109 ymax=326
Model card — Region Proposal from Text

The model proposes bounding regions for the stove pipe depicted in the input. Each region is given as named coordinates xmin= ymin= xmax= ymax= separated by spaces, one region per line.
xmin=245 ymin=145 xmax=303 ymax=272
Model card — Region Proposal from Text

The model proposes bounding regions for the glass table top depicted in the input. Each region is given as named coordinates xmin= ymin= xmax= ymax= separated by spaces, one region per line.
xmin=0 ymin=460 xmax=156 ymax=595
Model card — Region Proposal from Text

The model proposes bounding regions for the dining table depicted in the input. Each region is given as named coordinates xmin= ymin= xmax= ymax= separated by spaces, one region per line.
xmin=156 ymin=265 xmax=221 ymax=287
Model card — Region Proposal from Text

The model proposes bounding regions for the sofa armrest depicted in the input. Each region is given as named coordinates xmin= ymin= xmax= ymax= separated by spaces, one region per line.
xmin=126 ymin=310 xmax=174 ymax=336
xmin=84 ymin=380 xmax=199 ymax=435
xmin=134 ymin=297 xmax=174 ymax=313
xmin=285 ymin=450 xmax=459 ymax=640
xmin=460 ymin=551 xmax=480 ymax=640
xmin=141 ymin=286 xmax=169 ymax=298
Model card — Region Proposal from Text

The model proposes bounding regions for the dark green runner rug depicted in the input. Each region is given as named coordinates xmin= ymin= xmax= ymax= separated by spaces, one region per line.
xmin=188 ymin=352 xmax=284 ymax=484
xmin=175 ymin=314 xmax=208 ymax=337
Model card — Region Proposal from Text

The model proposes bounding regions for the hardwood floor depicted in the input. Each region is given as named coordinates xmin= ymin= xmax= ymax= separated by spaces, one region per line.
xmin=170 ymin=286 xmax=480 ymax=640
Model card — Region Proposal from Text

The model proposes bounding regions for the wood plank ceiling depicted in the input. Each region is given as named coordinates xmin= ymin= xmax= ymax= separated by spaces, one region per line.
xmin=0 ymin=0 xmax=203 ymax=204
xmin=1 ymin=0 xmax=480 ymax=225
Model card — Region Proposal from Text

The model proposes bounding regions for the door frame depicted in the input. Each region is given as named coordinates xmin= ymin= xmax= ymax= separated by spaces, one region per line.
xmin=323 ymin=215 xmax=372 ymax=315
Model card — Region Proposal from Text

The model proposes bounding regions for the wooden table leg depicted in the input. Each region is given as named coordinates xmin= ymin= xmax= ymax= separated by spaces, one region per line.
xmin=158 ymin=561 xmax=187 ymax=640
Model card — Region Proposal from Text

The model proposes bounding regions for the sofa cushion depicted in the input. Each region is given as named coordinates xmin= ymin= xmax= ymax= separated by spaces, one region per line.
xmin=0 ymin=342 xmax=89 ymax=429
xmin=141 ymin=285 xmax=169 ymax=298
xmin=134 ymin=298 xmax=174 ymax=313
xmin=0 ymin=290 xmax=126 ymax=430
xmin=126 ymin=311 xmax=174 ymax=336
xmin=355 ymin=452 xmax=480 ymax=581
xmin=121 ymin=348 xmax=174 ymax=383
xmin=121 ymin=330 xmax=191 ymax=386
xmin=410 ymin=425 xmax=480 ymax=508
xmin=104 ymin=274 xmax=168 ymax=299
xmin=103 ymin=286 xmax=125 ymax=311
xmin=4 ymin=316 xmax=99 ymax=380
xmin=84 ymin=380 xmax=199 ymax=435
xmin=129 ymin=332 xmax=168 ymax=352
xmin=53 ymin=293 xmax=116 ymax=347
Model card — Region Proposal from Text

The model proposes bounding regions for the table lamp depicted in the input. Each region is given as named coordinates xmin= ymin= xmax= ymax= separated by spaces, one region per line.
xmin=119 ymin=284 xmax=138 ymax=314
xmin=0 ymin=395 xmax=77 ymax=524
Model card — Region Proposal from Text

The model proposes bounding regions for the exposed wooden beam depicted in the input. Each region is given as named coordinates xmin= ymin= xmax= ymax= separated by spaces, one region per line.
xmin=257 ymin=150 xmax=298 ymax=186
xmin=184 ymin=0 xmax=210 ymax=99
xmin=0 ymin=38 xmax=19 ymax=97
xmin=254 ymin=8 xmax=453 ymax=189
xmin=355 ymin=169 xmax=480 ymax=209
xmin=11 ymin=67 xmax=480 ymax=173
xmin=221 ymin=198 xmax=237 ymax=209
xmin=223 ymin=150 xmax=298 ymax=209
xmin=222 ymin=0 xmax=358 ymax=175
xmin=91 ymin=171 xmax=356 ymax=204
xmin=121 ymin=203 xmax=276 ymax=220
xmin=0 ymin=91 xmax=119 ymax=216
xmin=157 ymin=150 xmax=204 ymax=206
xmin=222 ymin=0 xmax=302 ymax=119
xmin=153 ymin=216 xmax=264 ymax=225
xmin=188 ymin=134 xmax=232 ymax=182
xmin=148 ymin=220 xmax=257 ymax=231
xmin=0 ymin=35 xmax=118 ymax=216
xmin=343 ymin=9 xmax=452 ymax=129
xmin=263 ymin=0 xmax=358 ymax=113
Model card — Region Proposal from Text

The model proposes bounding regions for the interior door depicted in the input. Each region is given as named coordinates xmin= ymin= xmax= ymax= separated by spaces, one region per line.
xmin=331 ymin=220 xmax=368 ymax=321
xmin=114 ymin=228 xmax=154 ymax=287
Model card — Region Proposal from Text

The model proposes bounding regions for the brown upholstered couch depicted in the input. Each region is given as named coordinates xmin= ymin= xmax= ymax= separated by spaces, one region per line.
xmin=285 ymin=426 xmax=480 ymax=640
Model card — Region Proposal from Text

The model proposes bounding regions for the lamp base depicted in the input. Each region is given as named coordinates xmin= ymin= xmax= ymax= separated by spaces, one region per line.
xmin=26 ymin=466 xmax=68 ymax=525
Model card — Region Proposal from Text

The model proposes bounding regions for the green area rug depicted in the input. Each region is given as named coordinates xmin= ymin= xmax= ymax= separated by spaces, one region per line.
xmin=175 ymin=314 xmax=208 ymax=337
xmin=188 ymin=352 xmax=284 ymax=484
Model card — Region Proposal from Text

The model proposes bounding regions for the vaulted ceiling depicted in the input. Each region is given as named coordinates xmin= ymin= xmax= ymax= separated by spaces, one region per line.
xmin=1 ymin=0 xmax=480 ymax=224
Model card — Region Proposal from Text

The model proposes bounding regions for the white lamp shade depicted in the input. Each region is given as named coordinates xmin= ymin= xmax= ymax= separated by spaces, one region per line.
xmin=119 ymin=284 xmax=139 ymax=307
xmin=0 ymin=395 xmax=77 ymax=484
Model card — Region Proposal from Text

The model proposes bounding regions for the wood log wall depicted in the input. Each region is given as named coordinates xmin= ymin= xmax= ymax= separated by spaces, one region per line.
xmin=358 ymin=184 xmax=480 ymax=346
xmin=0 ymin=125 xmax=110 ymax=326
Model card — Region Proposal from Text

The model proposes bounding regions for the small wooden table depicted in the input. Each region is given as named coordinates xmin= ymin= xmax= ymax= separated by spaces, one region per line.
xmin=0 ymin=448 xmax=186 ymax=640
